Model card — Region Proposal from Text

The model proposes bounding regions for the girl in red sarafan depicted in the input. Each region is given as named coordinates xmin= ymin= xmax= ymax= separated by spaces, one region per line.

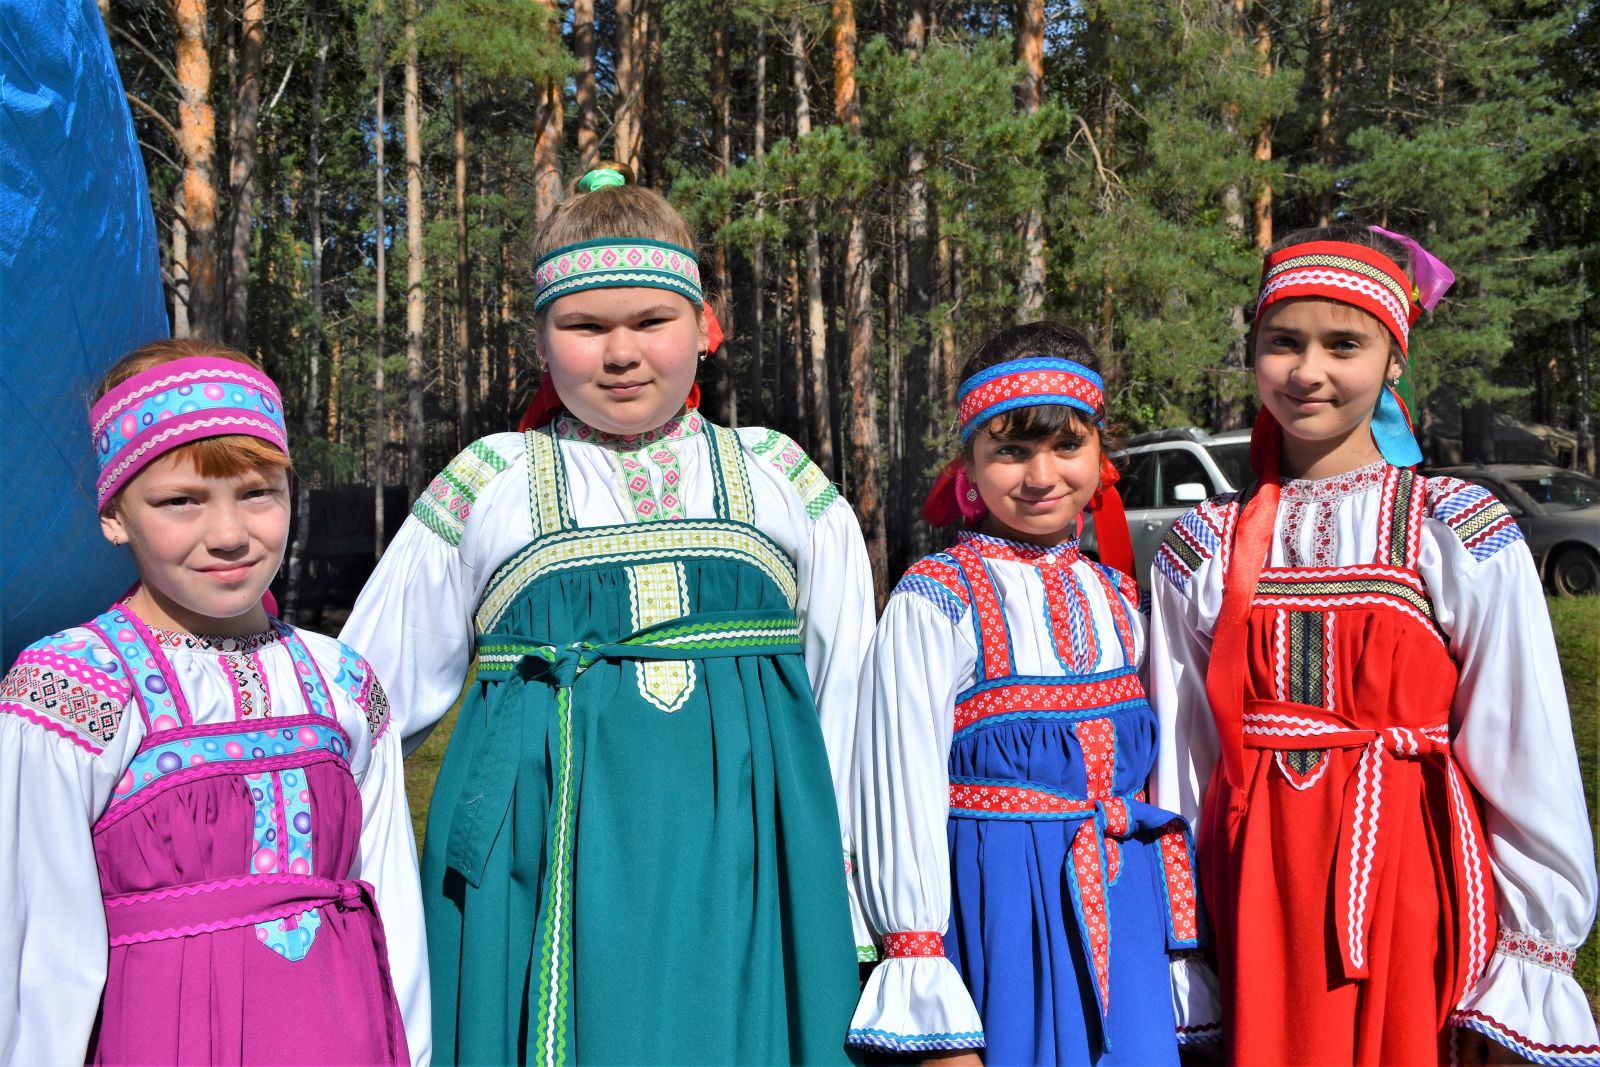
xmin=1147 ymin=223 xmax=1600 ymax=1066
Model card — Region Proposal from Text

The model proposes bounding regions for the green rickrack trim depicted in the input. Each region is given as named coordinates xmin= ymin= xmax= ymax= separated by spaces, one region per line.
xmin=623 ymin=616 xmax=800 ymax=649
xmin=857 ymin=944 xmax=880 ymax=963
xmin=750 ymin=430 xmax=841 ymax=520
xmin=532 ymin=684 xmax=576 ymax=1066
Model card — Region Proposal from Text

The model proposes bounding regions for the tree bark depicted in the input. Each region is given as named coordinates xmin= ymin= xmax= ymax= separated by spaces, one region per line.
xmin=171 ymin=184 xmax=191 ymax=336
xmin=574 ymin=0 xmax=599 ymax=171
xmin=224 ymin=0 xmax=263 ymax=348
xmin=749 ymin=22 xmax=768 ymax=425
xmin=172 ymin=0 xmax=220 ymax=339
xmin=709 ymin=4 xmax=736 ymax=424
xmin=453 ymin=62 xmax=473 ymax=449
xmin=613 ymin=0 xmax=647 ymax=174
xmin=833 ymin=0 xmax=885 ymax=601
xmin=1015 ymin=0 xmax=1045 ymax=315
xmin=790 ymin=18 xmax=835 ymax=476
xmin=404 ymin=0 xmax=427 ymax=499
xmin=533 ymin=0 xmax=563 ymax=223
xmin=283 ymin=9 xmax=327 ymax=625
xmin=905 ymin=0 xmax=934 ymax=563
xmin=372 ymin=0 xmax=388 ymax=558
xmin=1252 ymin=6 xmax=1273 ymax=250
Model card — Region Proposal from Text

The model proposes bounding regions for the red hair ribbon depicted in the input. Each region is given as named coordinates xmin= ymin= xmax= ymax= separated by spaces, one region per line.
xmin=919 ymin=451 xmax=1136 ymax=578
xmin=1205 ymin=408 xmax=1282 ymax=788
xmin=517 ymin=306 xmax=723 ymax=432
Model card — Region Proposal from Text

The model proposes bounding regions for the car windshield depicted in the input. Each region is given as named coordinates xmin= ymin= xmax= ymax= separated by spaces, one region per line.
xmin=1205 ymin=442 xmax=1254 ymax=491
xmin=1506 ymin=471 xmax=1600 ymax=512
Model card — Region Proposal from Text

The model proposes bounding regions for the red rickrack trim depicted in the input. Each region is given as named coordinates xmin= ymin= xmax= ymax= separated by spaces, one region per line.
xmin=1451 ymin=1010 xmax=1600 ymax=1055
xmin=882 ymin=931 xmax=945 ymax=958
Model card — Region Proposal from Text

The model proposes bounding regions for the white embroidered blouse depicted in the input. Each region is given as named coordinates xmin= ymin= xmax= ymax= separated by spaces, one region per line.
xmin=1147 ymin=461 xmax=1600 ymax=1059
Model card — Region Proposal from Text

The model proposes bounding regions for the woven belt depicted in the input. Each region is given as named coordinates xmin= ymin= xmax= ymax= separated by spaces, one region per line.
xmin=1242 ymin=699 xmax=1492 ymax=987
xmin=948 ymin=778 xmax=1200 ymax=1053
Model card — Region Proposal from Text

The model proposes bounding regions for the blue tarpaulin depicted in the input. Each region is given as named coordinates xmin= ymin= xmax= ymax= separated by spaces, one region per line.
xmin=1 ymin=0 xmax=168 ymax=666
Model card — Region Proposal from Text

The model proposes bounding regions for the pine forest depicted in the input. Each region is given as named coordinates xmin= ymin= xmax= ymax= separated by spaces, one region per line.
xmin=101 ymin=0 xmax=1600 ymax=605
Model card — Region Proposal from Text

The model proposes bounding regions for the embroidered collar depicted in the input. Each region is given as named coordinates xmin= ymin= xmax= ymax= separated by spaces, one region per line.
xmin=143 ymin=624 xmax=282 ymax=654
xmin=957 ymin=529 xmax=1082 ymax=566
xmin=1279 ymin=459 xmax=1389 ymax=503
xmin=553 ymin=409 xmax=706 ymax=449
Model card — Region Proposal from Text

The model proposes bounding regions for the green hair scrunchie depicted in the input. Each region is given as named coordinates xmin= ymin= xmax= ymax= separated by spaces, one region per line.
xmin=577 ymin=168 xmax=627 ymax=193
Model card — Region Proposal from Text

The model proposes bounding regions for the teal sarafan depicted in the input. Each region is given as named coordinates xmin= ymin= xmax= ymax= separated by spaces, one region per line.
xmin=420 ymin=421 xmax=860 ymax=1066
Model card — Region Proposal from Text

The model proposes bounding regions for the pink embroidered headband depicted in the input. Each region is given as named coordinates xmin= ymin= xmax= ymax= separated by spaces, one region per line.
xmin=90 ymin=355 xmax=289 ymax=508
xmin=956 ymin=357 xmax=1105 ymax=442
xmin=533 ymin=237 xmax=703 ymax=313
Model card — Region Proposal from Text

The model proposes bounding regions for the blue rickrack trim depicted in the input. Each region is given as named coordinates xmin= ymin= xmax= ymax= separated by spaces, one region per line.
xmin=1450 ymin=1013 xmax=1600 ymax=1067
xmin=847 ymin=1028 xmax=985 ymax=1054
xmin=951 ymin=703 xmax=1150 ymax=745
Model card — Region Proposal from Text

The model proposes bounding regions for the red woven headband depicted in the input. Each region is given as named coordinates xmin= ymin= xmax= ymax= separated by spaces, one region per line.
xmin=1256 ymin=240 xmax=1419 ymax=356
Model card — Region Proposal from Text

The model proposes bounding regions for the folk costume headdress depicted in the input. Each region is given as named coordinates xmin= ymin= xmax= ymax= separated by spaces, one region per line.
xmin=922 ymin=355 xmax=1137 ymax=577
xmin=1207 ymin=227 xmax=1455 ymax=788
xmin=90 ymin=355 xmax=290 ymax=510
xmin=517 ymin=167 xmax=724 ymax=431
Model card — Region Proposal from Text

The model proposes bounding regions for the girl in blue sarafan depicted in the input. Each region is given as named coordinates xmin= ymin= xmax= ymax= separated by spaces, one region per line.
xmin=341 ymin=162 xmax=873 ymax=1066
xmin=847 ymin=321 xmax=1203 ymax=1066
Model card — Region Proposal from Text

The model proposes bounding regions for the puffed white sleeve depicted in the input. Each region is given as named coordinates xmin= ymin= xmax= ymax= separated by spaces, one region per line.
xmin=341 ymin=435 xmax=523 ymax=750
xmin=347 ymin=672 xmax=432 ymax=1067
xmin=1423 ymin=504 xmax=1600 ymax=1063
xmin=1146 ymin=517 xmax=1224 ymax=1044
xmin=794 ymin=496 xmax=878 ymax=958
xmin=0 ymin=675 xmax=124 ymax=1065
xmin=847 ymin=587 xmax=985 ymax=1055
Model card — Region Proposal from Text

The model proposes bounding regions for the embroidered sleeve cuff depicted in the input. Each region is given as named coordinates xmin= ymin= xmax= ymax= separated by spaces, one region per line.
xmin=1450 ymin=934 xmax=1600 ymax=1065
xmin=1171 ymin=951 xmax=1222 ymax=1044
xmin=847 ymin=954 xmax=984 ymax=1054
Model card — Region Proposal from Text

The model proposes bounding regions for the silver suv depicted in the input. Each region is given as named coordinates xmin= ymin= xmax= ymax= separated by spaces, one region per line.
xmin=1085 ymin=428 xmax=1254 ymax=586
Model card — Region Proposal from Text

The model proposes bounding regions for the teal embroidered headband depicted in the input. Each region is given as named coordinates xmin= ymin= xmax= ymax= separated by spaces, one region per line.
xmin=533 ymin=238 xmax=704 ymax=313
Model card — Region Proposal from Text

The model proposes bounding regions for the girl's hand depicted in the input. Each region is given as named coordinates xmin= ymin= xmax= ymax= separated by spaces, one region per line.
xmin=1458 ymin=1030 xmax=1531 ymax=1065
xmin=921 ymin=1052 xmax=982 ymax=1067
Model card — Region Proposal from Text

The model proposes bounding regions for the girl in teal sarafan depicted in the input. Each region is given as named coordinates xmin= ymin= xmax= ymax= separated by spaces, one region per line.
xmin=342 ymin=162 xmax=873 ymax=1066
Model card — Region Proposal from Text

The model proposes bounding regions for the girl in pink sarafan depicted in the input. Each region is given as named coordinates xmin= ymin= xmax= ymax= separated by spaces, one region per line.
xmin=0 ymin=339 xmax=428 ymax=1065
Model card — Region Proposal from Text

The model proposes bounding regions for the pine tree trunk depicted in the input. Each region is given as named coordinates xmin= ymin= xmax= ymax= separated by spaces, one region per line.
xmin=283 ymin=10 xmax=327 ymax=626
xmin=905 ymin=0 xmax=934 ymax=562
xmin=613 ymin=0 xmax=647 ymax=174
xmin=372 ymin=0 xmax=388 ymax=557
xmin=533 ymin=0 xmax=563 ymax=223
xmin=1252 ymin=7 xmax=1273 ymax=249
xmin=574 ymin=0 xmax=599 ymax=171
xmin=1314 ymin=0 xmax=1335 ymax=226
xmin=453 ymin=62 xmax=473 ymax=449
xmin=403 ymin=0 xmax=427 ymax=498
xmin=709 ymin=6 xmax=736 ymax=424
xmin=172 ymin=0 xmax=220 ymax=339
xmin=1016 ymin=0 xmax=1045 ymax=315
xmin=833 ymin=0 xmax=885 ymax=601
xmin=749 ymin=22 xmax=768 ymax=425
xmin=224 ymin=0 xmax=263 ymax=348
xmin=790 ymin=18 xmax=835 ymax=476
xmin=172 ymin=184 xmax=191 ymax=336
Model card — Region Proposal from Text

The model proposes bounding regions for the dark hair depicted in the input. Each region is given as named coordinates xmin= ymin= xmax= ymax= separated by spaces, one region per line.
xmin=958 ymin=320 xmax=1111 ymax=456
xmin=1255 ymin=223 xmax=1415 ymax=366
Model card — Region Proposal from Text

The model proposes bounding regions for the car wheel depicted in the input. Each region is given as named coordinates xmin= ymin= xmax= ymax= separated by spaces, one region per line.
xmin=1550 ymin=546 xmax=1600 ymax=597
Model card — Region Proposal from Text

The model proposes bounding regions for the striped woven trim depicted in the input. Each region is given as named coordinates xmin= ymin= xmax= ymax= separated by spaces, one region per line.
xmin=847 ymin=1028 xmax=985 ymax=1054
xmin=1428 ymin=478 xmax=1524 ymax=563
xmin=749 ymin=430 xmax=840 ymax=519
xmin=533 ymin=238 xmax=703 ymax=313
xmin=413 ymin=438 xmax=515 ymax=545
xmin=477 ymin=519 xmax=798 ymax=631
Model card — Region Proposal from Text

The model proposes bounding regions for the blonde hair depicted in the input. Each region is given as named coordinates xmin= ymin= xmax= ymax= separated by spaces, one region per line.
xmin=95 ymin=340 xmax=292 ymax=511
xmin=532 ymin=162 xmax=698 ymax=259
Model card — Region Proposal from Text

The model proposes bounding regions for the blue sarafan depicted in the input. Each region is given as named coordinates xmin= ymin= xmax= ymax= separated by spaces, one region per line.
xmin=1 ymin=0 xmax=167 ymax=666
